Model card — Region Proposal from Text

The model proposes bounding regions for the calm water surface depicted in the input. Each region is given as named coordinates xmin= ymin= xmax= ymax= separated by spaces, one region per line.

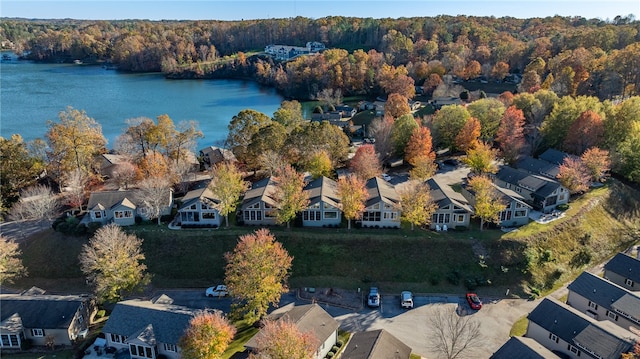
xmin=0 ymin=53 xmax=284 ymax=148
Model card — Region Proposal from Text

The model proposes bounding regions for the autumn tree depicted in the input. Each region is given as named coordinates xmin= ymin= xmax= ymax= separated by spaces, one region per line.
xmin=337 ymin=175 xmax=368 ymax=230
xmin=315 ymin=88 xmax=343 ymax=110
xmin=135 ymin=177 xmax=172 ymax=225
xmin=137 ymin=151 xmax=170 ymax=180
xmin=541 ymin=96 xmax=605 ymax=150
xmin=46 ymin=106 xmax=106 ymax=181
xmin=112 ymin=161 xmax=138 ymax=189
xmin=0 ymin=237 xmax=27 ymax=284
xmin=224 ymin=229 xmax=292 ymax=323
xmin=10 ymin=185 xmax=59 ymax=222
xmin=468 ymin=175 xmax=506 ymax=231
xmin=0 ymin=134 xmax=46 ymax=211
xmin=273 ymin=100 xmax=304 ymax=131
xmin=259 ymin=150 xmax=287 ymax=177
xmin=246 ymin=122 xmax=287 ymax=170
xmin=385 ymin=93 xmax=411 ymax=118
xmin=409 ymin=155 xmax=438 ymax=181
xmin=495 ymin=106 xmax=526 ymax=165
xmin=399 ymin=181 xmax=436 ymax=230
xmin=273 ymin=165 xmax=309 ymax=228
xmin=405 ymin=126 xmax=436 ymax=166
xmin=349 ymin=144 xmax=381 ymax=181
xmin=467 ymin=98 xmax=505 ymax=142
xmin=248 ymin=319 xmax=319 ymax=359
xmin=563 ymin=110 xmax=604 ymax=155
xmin=80 ymin=224 xmax=150 ymax=303
xmin=179 ymin=311 xmax=236 ymax=359
xmin=454 ymin=117 xmax=481 ymax=152
xmin=427 ymin=305 xmax=484 ymax=359
xmin=580 ymin=147 xmax=610 ymax=183
xmin=612 ymin=120 xmax=640 ymax=183
xmin=392 ymin=114 xmax=419 ymax=157
xmin=304 ymin=150 xmax=332 ymax=179
xmin=208 ymin=162 xmax=248 ymax=227
xmin=464 ymin=142 xmax=498 ymax=175
xmin=557 ymin=157 xmax=590 ymax=194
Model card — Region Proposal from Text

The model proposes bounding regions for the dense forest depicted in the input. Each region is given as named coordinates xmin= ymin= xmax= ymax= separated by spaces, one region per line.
xmin=1 ymin=15 xmax=639 ymax=99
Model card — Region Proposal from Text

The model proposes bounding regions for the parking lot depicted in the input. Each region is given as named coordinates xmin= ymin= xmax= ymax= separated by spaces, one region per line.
xmin=153 ymin=288 xmax=539 ymax=358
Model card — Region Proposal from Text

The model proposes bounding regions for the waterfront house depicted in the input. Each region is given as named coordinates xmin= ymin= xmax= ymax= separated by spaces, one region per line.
xmin=240 ymin=177 xmax=279 ymax=226
xmin=176 ymin=186 xmax=222 ymax=228
xmin=85 ymin=189 xmax=173 ymax=226
xmin=199 ymin=146 xmax=237 ymax=169
xmin=302 ymin=176 xmax=342 ymax=227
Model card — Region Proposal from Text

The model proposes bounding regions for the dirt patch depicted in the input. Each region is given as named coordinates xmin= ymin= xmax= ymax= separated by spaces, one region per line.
xmin=297 ymin=287 xmax=363 ymax=310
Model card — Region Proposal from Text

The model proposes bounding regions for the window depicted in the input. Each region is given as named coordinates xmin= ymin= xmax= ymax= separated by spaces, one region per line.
xmin=433 ymin=213 xmax=450 ymax=224
xmin=588 ymin=301 xmax=598 ymax=310
xmin=363 ymin=211 xmax=381 ymax=221
xmin=549 ymin=333 xmax=558 ymax=343
xmin=190 ymin=204 xmax=197 ymax=209
xmin=383 ymin=212 xmax=398 ymax=220
xmin=515 ymin=210 xmax=527 ymax=217
xmin=607 ymin=310 xmax=619 ymax=321
xmin=114 ymin=210 xmax=133 ymax=219
xmin=202 ymin=212 xmax=216 ymax=219
xmin=145 ymin=347 xmax=152 ymax=358
xmin=164 ymin=343 xmax=177 ymax=352
xmin=130 ymin=345 xmax=137 ymax=356
xmin=515 ymin=187 xmax=522 ymax=193
xmin=94 ymin=211 xmax=102 ymax=219
xmin=568 ymin=345 xmax=581 ymax=356
xmin=324 ymin=211 xmax=338 ymax=219
xmin=1 ymin=334 xmax=20 ymax=347
xmin=31 ymin=329 xmax=44 ymax=337
xmin=111 ymin=334 xmax=125 ymax=343
xmin=456 ymin=214 xmax=465 ymax=222
xmin=77 ymin=314 xmax=84 ymax=324
xmin=625 ymin=278 xmax=634 ymax=287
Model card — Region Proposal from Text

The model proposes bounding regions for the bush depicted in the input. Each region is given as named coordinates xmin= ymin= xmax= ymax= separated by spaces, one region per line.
xmin=430 ymin=273 xmax=441 ymax=285
xmin=87 ymin=222 xmax=102 ymax=235
xmin=336 ymin=340 xmax=344 ymax=347
xmin=446 ymin=270 xmax=461 ymax=285
xmin=326 ymin=353 xmax=334 ymax=358
xmin=556 ymin=203 xmax=569 ymax=211
xmin=464 ymin=278 xmax=477 ymax=290
xmin=332 ymin=346 xmax=339 ymax=352
xmin=96 ymin=309 xmax=106 ymax=319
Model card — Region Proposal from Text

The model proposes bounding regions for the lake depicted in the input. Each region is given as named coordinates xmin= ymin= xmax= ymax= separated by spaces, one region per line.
xmin=0 ymin=52 xmax=284 ymax=148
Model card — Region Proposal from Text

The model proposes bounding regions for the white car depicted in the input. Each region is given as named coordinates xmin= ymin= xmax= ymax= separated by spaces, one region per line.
xmin=400 ymin=291 xmax=413 ymax=309
xmin=381 ymin=173 xmax=392 ymax=182
xmin=367 ymin=287 xmax=380 ymax=308
xmin=205 ymin=285 xmax=228 ymax=297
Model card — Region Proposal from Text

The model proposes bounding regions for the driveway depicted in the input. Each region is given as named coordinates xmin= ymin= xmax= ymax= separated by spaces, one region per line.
xmin=0 ymin=219 xmax=52 ymax=243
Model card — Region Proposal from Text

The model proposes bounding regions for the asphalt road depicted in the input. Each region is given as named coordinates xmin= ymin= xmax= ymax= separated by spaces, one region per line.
xmin=153 ymin=288 xmax=539 ymax=359
xmin=0 ymin=219 xmax=52 ymax=243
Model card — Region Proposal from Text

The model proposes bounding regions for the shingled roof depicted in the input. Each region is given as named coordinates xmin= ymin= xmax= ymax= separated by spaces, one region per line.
xmin=490 ymin=336 xmax=561 ymax=359
xmin=0 ymin=293 xmax=91 ymax=331
xmin=340 ymin=329 xmax=411 ymax=359
xmin=605 ymin=253 xmax=640 ymax=284
xmin=567 ymin=271 xmax=640 ymax=322
xmin=426 ymin=178 xmax=472 ymax=212
xmin=241 ymin=176 xmax=278 ymax=209
xmin=364 ymin=177 xmax=399 ymax=208
xmin=527 ymin=298 xmax=637 ymax=359
xmin=102 ymin=298 xmax=199 ymax=347
xmin=304 ymin=176 xmax=340 ymax=209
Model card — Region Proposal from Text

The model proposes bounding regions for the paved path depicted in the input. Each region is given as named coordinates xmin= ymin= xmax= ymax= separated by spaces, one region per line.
xmin=0 ymin=219 xmax=52 ymax=243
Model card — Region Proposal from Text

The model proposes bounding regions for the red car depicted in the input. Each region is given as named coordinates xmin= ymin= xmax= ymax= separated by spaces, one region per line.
xmin=466 ymin=293 xmax=482 ymax=310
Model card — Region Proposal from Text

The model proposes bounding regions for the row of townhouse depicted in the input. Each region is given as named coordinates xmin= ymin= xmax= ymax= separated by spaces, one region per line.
xmin=2 ymin=289 xmax=412 ymax=359
xmin=492 ymin=252 xmax=640 ymax=358
xmin=264 ymin=41 xmax=325 ymax=60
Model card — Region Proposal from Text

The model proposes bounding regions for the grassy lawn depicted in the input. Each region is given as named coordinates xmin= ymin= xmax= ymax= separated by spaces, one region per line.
xmin=11 ymin=180 xmax=640 ymax=301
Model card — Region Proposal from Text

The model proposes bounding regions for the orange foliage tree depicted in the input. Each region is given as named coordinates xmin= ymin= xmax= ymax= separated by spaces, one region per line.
xmin=563 ymin=110 xmax=604 ymax=155
xmin=405 ymin=126 xmax=436 ymax=165
xmin=557 ymin=157 xmax=591 ymax=194
xmin=495 ymin=106 xmax=526 ymax=165
xmin=248 ymin=319 xmax=319 ymax=359
xmin=580 ymin=147 xmax=610 ymax=183
xmin=349 ymin=144 xmax=381 ymax=181
xmin=179 ymin=311 xmax=236 ymax=359
xmin=386 ymin=93 xmax=411 ymax=118
xmin=454 ymin=117 xmax=481 ymax=153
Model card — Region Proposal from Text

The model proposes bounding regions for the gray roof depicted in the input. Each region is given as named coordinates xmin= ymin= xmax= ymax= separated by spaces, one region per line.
xmin=340 ymin=329 xmax=412 ymax=359
xmin=568 ymin=271 xmax=640 ymax=320
xmin=495 ymin=167 xmax=562 ymax=198
xmin=490 ymin=336 xmax=561 ymax=359
xmin=199 ymin=146 xmax=237 ymax=164
xmin=102 ymin=298 xmax=198 ymax=346
xmin=179 ymin=186 xmax=219 ymax=210
xmin=304 ymin=176 xmax=341 ymax=209
xmin=515 ymin=156 xmax=560 ymax=179
xmin=604 ymin=253 xmax=640 ymax=284
xmin=0 ymin=293 xmax=90 ymax=330
xmin=87 ymin=190 xmax=137 ymax=211
xmin=241 ymin=176 xmax=278 ymax=210
xmin=426 ymin=178 xmax=472 ymax=212
xmin=539 ymin=148 xmax=571 ymax=165
xmin=527 ymin=298 xmax=636 ymax=359
xmin=246 ymin=304 xmax=339 ymax=350
xmin=365 ymin=177 xmax=400 ymax=208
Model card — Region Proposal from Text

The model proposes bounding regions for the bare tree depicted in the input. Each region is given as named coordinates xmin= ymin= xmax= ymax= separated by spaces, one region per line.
xmin=0 ymin=236 xmax=27 ymax=284
xmin=63 ymin=168 xmax=88 ymax=213
xmin=427 ymin=305 xmax=484 ymax=359
xmin=112 ymin=161 xmax=138 ymax=190
xmin=79 ymin=224 xmax=149 ymax=303
xmin=369 ymin=116 xmax=394 ymax=161
xmin=315 ymin=88 xmax=343 ymax=109
xmin=10 ymin=185 xmax=59 ymax=222
xmin=135 ymin=177 xmax=171 ymax=225
xmin=259 ymin=150 xmax=287 ymax=177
